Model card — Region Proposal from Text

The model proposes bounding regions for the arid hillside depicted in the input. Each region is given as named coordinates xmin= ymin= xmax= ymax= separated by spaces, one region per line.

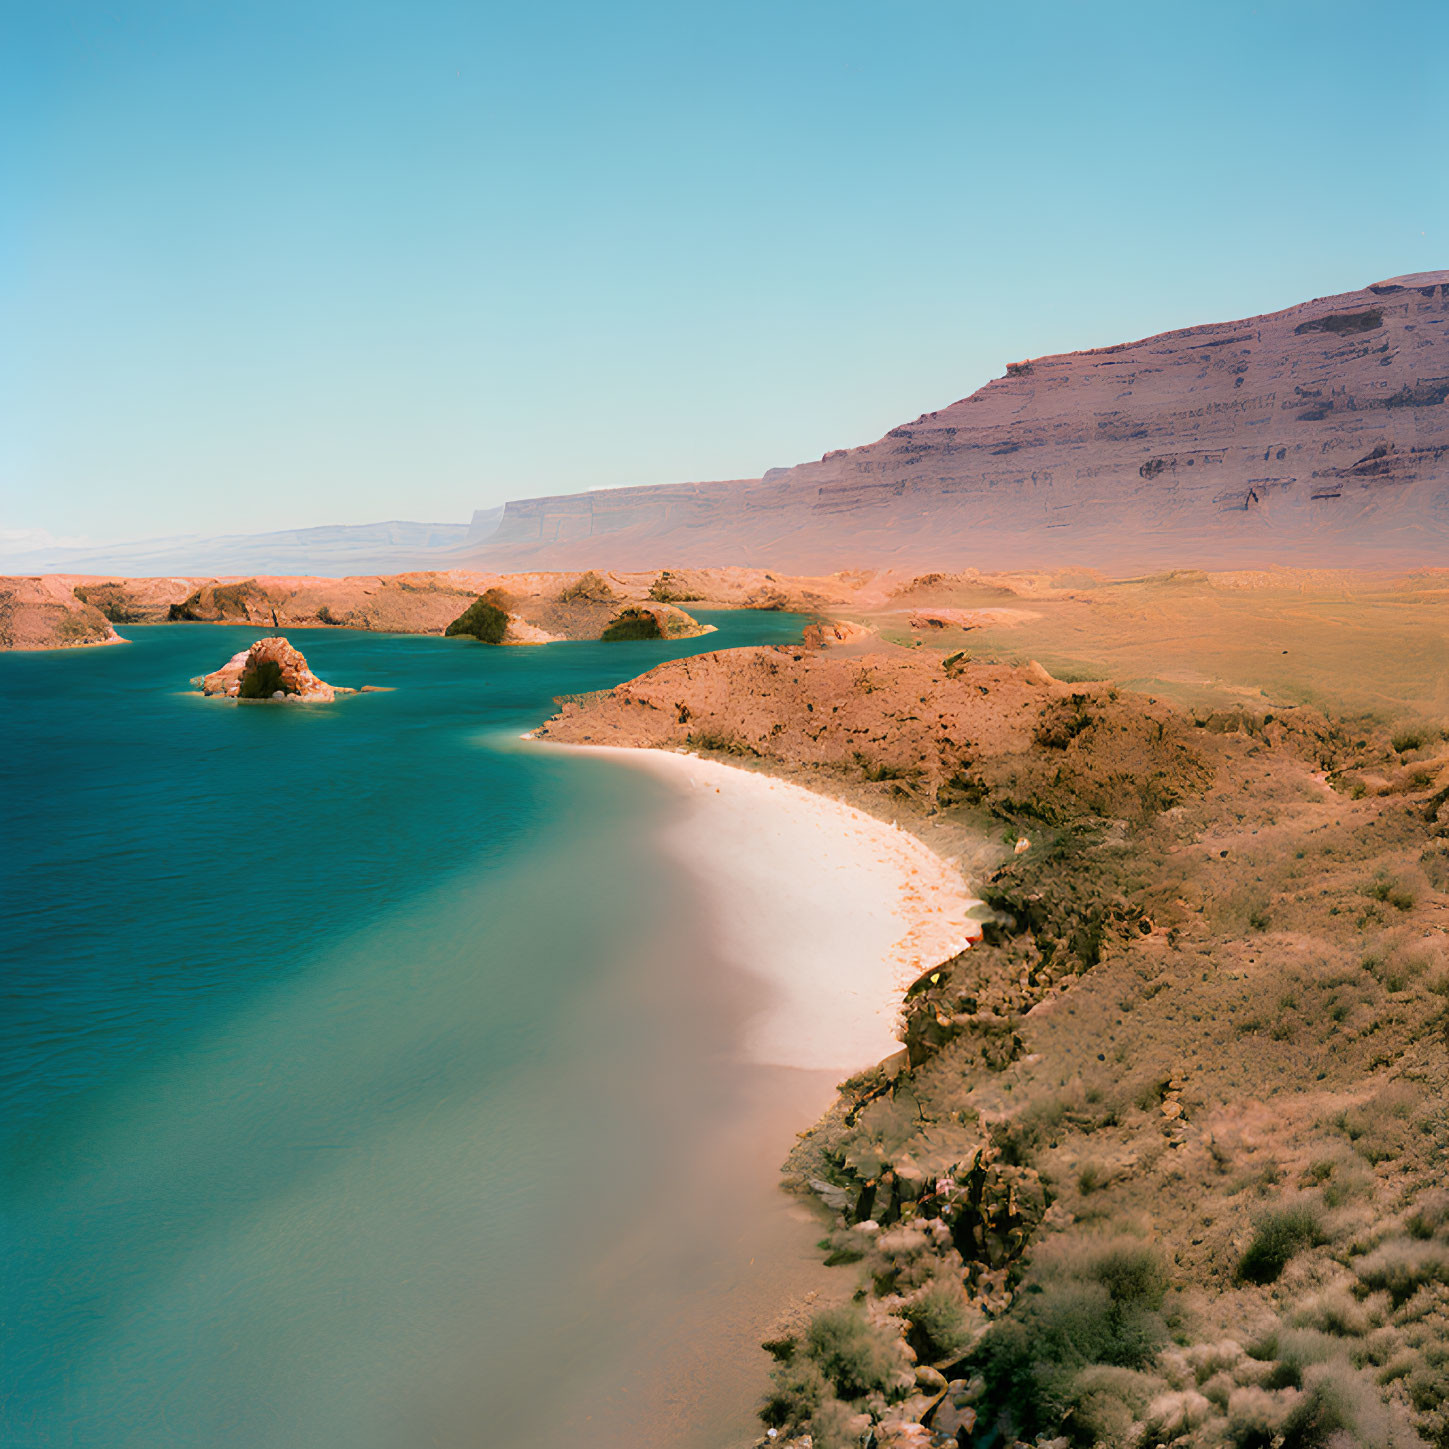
xmin=472 ymin=272 xmax=1449 ymax=573
xmin=0 ymin=576 xmax=124 ymax=650
xmin=540 ymin=639 xmax=1449 ymax=1449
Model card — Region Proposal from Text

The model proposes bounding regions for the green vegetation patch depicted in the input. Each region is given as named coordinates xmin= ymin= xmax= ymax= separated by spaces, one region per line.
xmin=974 ymin=1236 xmax=1171 ymax=1437
xmin=761 ymin=1305 xmax=909 ymax=1437
xmin=72 ymin=583 xmax=143 ymax=623
xmin=1237 ymin=1200 xmax=1325 ymax=1284
xmin=601 ymin=607 xmax=663 ymax=641
xmin=685 ymin=729 xmax=758 ymax=757
xmin=648 ymin=569 xmax=703 ymax=602
xmin=559 ymin=570 xmax=615 ymax=603
xmin=900 ymin=1278 xmax=977 ymax=1362
xmin=55 ymin=608 xmax=107 ymax=644
xmin=445 ymin=595 xmax=510 ymax=644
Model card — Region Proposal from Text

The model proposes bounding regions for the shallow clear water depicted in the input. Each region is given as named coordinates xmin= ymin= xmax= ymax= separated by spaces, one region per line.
xmin=0 ymin=614 xmax=818 ymax=1449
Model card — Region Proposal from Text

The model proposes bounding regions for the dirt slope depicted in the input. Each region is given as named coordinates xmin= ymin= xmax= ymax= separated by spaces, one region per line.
xmin=541 ymin=644 xmax=1449 ymax=1449
xmin=0 ymin=576 xmax=119 ymax=650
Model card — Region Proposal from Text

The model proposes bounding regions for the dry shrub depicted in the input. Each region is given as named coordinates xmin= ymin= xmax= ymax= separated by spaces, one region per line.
xmin=1354 ymin=1240 xmax=1449 ymax=1306
xmin=974 ymin=1234 xmax=1170 ymax=1436
xmin=1239 ymin=1199 xmax=1326 ymax=1284
xmin=1289 ymin=1285 xmax=1377 ymax=1337
xmin=1227 ymin=1385 xmax=1294 ymax=1448
xmin=1142 ymin=1389 xmax=1214 ymax=1440
xmin=1363 ymin=872 xmax=1419 ymax=913
xmin=558 ymin=570 xmax=615 ymax=603
xmin=1186 ymin=1339 xmax=1248 ymax=1385
xmin=761 ymin=1305 xmax=911 ymax=1440
xmin=1335 ymin=1083 xmax=1426 ymax=1164
xmin=804 ymin=1305 xmax=910 ymax=1401
xmin=1068 ymin=1365 xmax=1161 ymax=1444
xmin=899 ymin=1277 xmax=979 ymax=1362
xmin=1281 ymin=1361 xmax=1426 ymax=1449
xmin=1405 ymin=1189 xmax=1449 ymax=1241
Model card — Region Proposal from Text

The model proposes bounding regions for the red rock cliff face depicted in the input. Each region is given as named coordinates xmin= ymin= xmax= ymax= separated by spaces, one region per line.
xmin=472 ymin=272 xmax=1449 ymax=571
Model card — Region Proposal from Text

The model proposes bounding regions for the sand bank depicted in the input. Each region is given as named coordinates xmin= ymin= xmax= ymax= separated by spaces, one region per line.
xmin=561 ymin=746 xmax=983 ymax=1075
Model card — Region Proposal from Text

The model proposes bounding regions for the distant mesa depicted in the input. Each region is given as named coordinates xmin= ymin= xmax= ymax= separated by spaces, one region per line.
xmin=195 ymin=637 xmax=342 ymax=702
xmin=463 ymin=271 xmax=1449 ymax=573
xmin=0 ymin=518 xmax=493 ymax=579
xmin=9 ymin=274 xmax=1447 ymax=583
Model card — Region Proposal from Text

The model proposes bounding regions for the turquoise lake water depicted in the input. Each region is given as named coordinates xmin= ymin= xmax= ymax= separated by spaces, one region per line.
xmin=0 ymin=613 xmax=816 ymax=1449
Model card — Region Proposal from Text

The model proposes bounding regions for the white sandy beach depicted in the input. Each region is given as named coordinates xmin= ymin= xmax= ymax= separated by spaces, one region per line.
xmin=575 ymin=747 xmax=983 ymax=1075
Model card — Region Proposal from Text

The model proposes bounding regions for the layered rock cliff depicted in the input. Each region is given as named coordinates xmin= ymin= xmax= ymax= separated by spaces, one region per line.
xmin=473 ymin=272 xmax=1449 ymax=571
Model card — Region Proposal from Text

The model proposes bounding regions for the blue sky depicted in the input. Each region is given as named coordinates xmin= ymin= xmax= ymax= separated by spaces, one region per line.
xmin=2 ymin=0 xmax=1445 ymax=542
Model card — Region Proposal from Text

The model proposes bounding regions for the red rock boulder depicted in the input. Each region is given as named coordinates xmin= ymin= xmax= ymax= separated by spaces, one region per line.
xmin=195 ymin=636 xmax=337 ymax=702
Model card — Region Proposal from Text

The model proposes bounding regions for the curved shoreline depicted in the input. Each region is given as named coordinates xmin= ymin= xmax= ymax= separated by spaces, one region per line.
xmin=540 ymin=742 xmax=984 ymax=1077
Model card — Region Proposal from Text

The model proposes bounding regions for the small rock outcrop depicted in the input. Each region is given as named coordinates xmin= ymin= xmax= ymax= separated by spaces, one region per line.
xmin=444 ymin=593 xmax=510 ymax=642
xmin=601 ymin=605 xmax=666 ymax=640
xmin=195 ymin=636 xmax=338 ymax=701
xmin=601 ymin=602 xmax=710 ymax=640
xmin=444 ymin=589 xmax=562 ymax=644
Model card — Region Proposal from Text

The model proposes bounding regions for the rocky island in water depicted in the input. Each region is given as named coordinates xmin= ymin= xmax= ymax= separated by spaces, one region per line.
xmin=195 ymin=636 xmax=344 ymax=701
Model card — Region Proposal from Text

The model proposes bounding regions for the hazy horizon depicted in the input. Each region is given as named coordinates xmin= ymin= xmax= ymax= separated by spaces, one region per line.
xmin=5 ymin=260 xmax=1440 ymax=562
xmin=4 ymin=0 xmax=1445 ymax=546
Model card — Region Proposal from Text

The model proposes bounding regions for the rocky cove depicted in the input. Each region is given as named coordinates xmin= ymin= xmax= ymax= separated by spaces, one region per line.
xmin=9 ymin=576 xmax=1449 ymax=1448
xmin=0 ymin=565 xmax=820 ymax=652
xmin=3 ymin=609 xmax=862 ymax=1449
